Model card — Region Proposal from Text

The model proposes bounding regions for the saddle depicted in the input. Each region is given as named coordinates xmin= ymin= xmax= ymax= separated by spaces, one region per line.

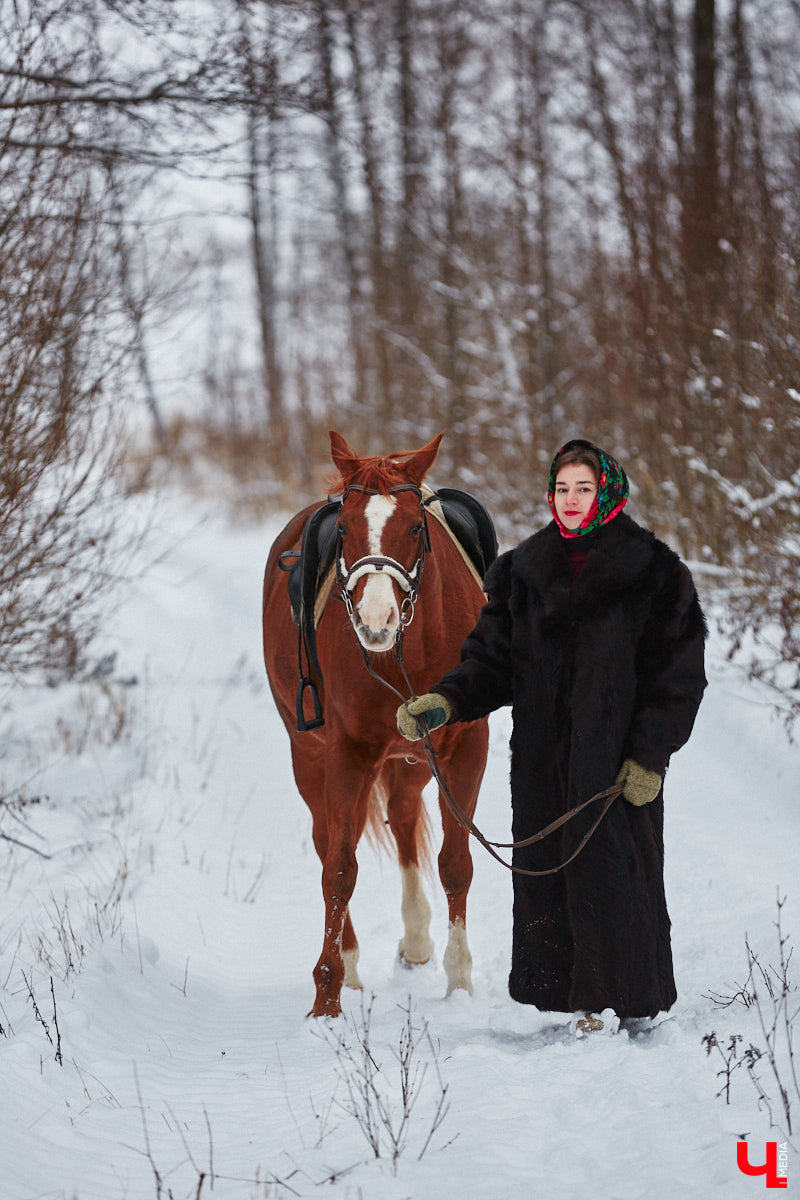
xmin=282 ymin=501 xmax=340 ymax=630
xmin=425 ymin=487 xmax=498 ymax=585
xmin=279 ymin=488 xmax=498 ymax=731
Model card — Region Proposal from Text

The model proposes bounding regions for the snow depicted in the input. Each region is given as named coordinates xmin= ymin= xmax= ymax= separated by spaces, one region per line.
xmin=1 ymin=490 xmax=798 ymax=1200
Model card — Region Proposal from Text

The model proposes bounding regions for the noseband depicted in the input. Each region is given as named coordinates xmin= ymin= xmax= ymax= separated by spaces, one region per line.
xmin=335 ymin=483 xmax=432 ymax=635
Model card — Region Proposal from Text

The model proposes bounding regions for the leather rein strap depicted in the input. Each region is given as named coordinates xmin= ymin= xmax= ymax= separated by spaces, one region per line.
xmin=341 ymin=497 xmax=622 ymax=877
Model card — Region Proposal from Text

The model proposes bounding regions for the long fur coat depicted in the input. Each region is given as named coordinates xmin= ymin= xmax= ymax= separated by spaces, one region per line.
xmin=435 ymin=513 xmax=707 ymax=1018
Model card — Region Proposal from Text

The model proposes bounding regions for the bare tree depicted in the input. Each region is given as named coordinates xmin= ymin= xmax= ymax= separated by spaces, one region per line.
xmin=394 ymin=0 xmax=424 ymax=334
xmin=0 ymin=0 xmax=306 ymax=676
xmin=684 ymin=0 xmax=721 ymax=312
xmin=240 ymin=2 xmax=287 ymax=447
xmin=315 ymin=0 xmax=370 ymax=408
xmin=341 ymin=0 xmax=395 ymax=422
xmin=0 ymin=103 xmax=128 ymax=676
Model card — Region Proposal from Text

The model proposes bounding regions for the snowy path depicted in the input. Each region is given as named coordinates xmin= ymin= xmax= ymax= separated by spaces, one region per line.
xmin=0 ymin=495 xmax=798 ymax=1199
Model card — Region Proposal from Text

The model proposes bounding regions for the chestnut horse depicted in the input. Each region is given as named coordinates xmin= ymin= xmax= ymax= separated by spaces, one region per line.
xmin=262 ymin=431 xmax=490 ymax=1017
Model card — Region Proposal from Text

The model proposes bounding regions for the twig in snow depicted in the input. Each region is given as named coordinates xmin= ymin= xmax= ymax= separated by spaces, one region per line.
xmin=22 ymin=970 xmax=53 ymax=1049
xmin=417 ymin=1026 xmax=452 ymax=1160
xmin=275 ymin=1042 xmax=307 ymax=1149
xmin=703 ymin=890 xmax=799 ymax=1146
xmin=242 ymin=855 xmax=267 ymax=903
xmin=314 ymin=993 xmax=453 ymax=1173
xmin=170 ymin=956 xmax=190 ymax=996
xmin=166 ymin=1100 xmax=215 ymax=1194
xmin=702 ymin=1032 xmax=750 ymax=1103
xmin=71 ymin=1058 xmax=122 ymax=1108
xmin=134 ymin=1065 xmax=165 ymax=1198
xmin=50 ymin=977 xmax=62 ymax=1066
xmin=133 ymin=900 xmax=144 ymax=975
xmin=745 ymin=893 xmax=800 ymax=1138
xmin=2 ymin=933 xmax=21 ymax=990
xmin=0 ymin=830 xmax=51 ymax=859
xmin=203 ymin=1104 xmax=215 ymax=1191
xmin=0 ymin=993 xmax=11 ymax=1038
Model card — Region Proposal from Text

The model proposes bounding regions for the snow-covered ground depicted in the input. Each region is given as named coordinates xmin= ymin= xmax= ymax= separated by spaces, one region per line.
xmin=1 ymin=490 xmax=798 ymax=1200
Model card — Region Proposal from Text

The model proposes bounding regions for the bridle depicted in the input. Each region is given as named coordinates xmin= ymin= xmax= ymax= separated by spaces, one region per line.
xmin=335 ymin=482 xmax=432 ymax=638
xmin=331 ymin=480 xmax=621 ymax=877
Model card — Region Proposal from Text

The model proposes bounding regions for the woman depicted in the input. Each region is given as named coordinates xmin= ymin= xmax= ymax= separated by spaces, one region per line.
xmin=397 ymin=439 xmax=707 ymax=1032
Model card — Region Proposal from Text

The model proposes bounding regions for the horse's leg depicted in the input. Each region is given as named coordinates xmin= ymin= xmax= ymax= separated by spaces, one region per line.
xmin=436 ymin=727 xmax=488 ymax=996
xmin=341 ymin=914 xmax=362 ymax=988
xmin=311 ymin=742 xmax=378 ymax=1018
xmin=290 ymin=740 xmax=363 ymax=995
xmin=384 ymin=760 xmax=434 ymax=966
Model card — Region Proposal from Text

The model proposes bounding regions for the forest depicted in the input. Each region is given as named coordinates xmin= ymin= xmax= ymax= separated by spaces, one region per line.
xmin=2 ymin=0 xmax=799 ymax=716
xmin=1 ymin=6 xmax=800 ymax=1196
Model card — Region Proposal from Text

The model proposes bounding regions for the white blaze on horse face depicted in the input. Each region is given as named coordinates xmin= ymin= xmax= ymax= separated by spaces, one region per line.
xmin=365 ymin=492 xmax=395 ymax=553
xmin=354 ymin=493 xmax=400 ymax=651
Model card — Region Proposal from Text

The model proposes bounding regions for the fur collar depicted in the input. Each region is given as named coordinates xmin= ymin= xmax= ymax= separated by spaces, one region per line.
xmin=513 ymin=514 xmax=658 ymax=617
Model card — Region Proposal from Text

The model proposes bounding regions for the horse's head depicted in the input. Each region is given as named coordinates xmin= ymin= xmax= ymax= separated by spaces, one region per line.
xmin=330 ymin=430 xmax=444 ymax=653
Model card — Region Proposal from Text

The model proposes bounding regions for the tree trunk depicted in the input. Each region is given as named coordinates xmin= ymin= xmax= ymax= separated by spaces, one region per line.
xmin=247 ymin=104 xmax=285 ymax=441
xmin=528 ymin=0 xmax=557 ymax=447
xmin=315 ymin=0 xmax=369 ymax=408
xmin=340 ymin=0 xmax=394 ymax=422
xmin=395 ymin=0 xmax=422 ymax=333
xmin=684 ymin=0 xmax=720 ymax=314
xmin=582 ymin=6 xmax=650 ymax=334
xmin=108 ymin=173 xmax=170 ymax=455
xmin=238 ymin=3 xmax=285 ymax=446
xmin=436 ymin=8 xmax=469 ymax=466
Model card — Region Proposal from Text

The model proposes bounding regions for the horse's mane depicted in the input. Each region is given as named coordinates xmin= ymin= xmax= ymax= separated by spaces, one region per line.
xmin=329 ymin=447 xmax=424 ymax=496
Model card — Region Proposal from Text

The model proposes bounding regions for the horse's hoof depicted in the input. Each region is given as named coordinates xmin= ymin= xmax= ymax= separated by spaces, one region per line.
xmin=444 ymin=976 xmax=473 ymax=997
xmin=307 ymin=996 xmax=343 ymax=1019
xmin=397 ymin=946 xmax=434 ymax=969
xmin=398 ymin=931 xmax=434 ymax=965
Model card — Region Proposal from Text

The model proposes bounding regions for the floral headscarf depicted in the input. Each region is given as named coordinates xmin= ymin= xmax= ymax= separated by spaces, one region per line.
xmin=547 ymin=438 xmax=629 ymax=539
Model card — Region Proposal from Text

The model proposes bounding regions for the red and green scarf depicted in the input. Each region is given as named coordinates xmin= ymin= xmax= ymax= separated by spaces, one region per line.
xmin=547 ymin=439 xmax=629 ymax=539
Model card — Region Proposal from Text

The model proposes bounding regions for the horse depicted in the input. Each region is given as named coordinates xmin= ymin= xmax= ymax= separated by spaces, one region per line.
xmin=262 ymin=430 xmax=491 ymax=1018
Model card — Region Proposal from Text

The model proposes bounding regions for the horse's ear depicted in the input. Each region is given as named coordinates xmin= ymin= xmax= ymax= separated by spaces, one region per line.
xmin=402 ymin=432 xmax=444 ymax=485
xmin=329 ymin=430 xmax=360 ymax=482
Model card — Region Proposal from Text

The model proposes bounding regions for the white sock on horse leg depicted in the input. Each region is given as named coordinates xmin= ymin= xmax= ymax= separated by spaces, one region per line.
xmin=443 ymin=918 xmax=473 ymax=995
xmin=398 ymin=864 xmax=434 ymax=964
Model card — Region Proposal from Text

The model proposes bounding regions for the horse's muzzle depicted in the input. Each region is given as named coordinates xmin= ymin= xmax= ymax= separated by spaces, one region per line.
xmin=354 ymin=617 xmax=397 ymax=652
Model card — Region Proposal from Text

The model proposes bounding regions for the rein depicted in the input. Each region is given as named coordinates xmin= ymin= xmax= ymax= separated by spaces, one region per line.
xmin=339 ymin=501 xmax=621 ymax=877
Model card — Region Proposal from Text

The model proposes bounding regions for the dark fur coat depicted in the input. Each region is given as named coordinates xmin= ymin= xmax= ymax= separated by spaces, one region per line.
xmin=435 ymin=513 xmax=707 ymax=1018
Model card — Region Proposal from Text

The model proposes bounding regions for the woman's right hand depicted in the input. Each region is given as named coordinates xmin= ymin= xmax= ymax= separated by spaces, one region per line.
xmin=396 ymin=693 xmax=453 ymax=740
xmin=616 ymin=758 xmax=662 ymax=806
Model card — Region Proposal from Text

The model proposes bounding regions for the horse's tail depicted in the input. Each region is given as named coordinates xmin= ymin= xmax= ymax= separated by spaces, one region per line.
xmin=363 ymin=776 xmax=434 ymax=876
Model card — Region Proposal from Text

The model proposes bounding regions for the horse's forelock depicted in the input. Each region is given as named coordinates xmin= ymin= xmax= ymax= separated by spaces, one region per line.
xmin=332 ymin=452 xmax=419 ymax=496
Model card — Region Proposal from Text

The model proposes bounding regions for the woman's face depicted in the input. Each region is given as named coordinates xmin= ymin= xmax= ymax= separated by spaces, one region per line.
xmin=554 ymin=463 xmax=598 ymax=529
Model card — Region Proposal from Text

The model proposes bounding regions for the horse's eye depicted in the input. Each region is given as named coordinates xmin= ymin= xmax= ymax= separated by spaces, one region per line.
xmin=337 ymin=523 xmax=347 ymax=536
xmin=411 ymin=523 xmax=423 ymax=535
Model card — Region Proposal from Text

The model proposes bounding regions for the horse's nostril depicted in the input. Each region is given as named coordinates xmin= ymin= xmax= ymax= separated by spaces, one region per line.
xmin=355 ymin=608 xmax=397 ymax=635
xmin=354 ymin=615 xmax=397 ymax=648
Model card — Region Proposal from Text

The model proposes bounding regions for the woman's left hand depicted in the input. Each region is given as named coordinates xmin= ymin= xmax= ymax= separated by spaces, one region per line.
xmin=616 ymin=758 xmax=662 ymax=806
